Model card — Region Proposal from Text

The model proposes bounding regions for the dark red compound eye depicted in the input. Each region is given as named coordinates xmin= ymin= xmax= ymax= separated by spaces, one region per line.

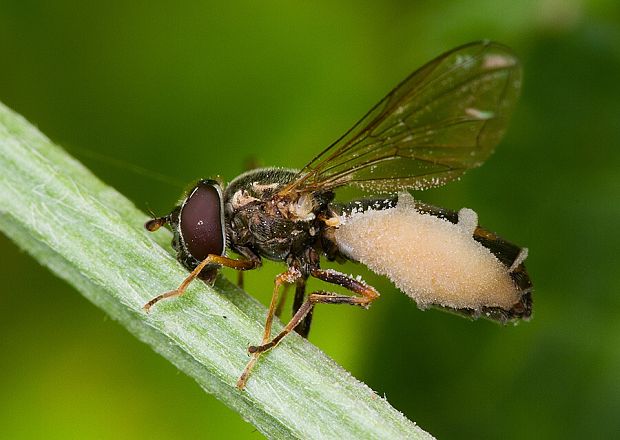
xmin=179 ymin=180 xmax=225 ymax=261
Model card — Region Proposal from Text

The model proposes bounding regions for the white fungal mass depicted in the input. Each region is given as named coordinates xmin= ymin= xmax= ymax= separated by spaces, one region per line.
xmin=334 ymin=193 xmax=520 ymax=311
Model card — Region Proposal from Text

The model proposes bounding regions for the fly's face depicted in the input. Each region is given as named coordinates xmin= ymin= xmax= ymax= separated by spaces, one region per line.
xmin=143 ymin=40 xmax=533 ymax=390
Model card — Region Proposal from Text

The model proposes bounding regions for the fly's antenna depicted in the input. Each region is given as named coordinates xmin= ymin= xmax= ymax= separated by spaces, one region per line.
xmin=145 ymin=203 xmax=157 ymax=219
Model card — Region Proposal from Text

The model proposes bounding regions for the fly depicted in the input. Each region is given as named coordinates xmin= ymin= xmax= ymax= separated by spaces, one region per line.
xmin=143 ymin=41 xmax=532 ymax=390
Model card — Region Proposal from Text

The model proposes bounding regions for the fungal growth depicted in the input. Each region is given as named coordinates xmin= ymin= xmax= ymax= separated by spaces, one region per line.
xmin=335 ymin=193 xmax=524 ymax=312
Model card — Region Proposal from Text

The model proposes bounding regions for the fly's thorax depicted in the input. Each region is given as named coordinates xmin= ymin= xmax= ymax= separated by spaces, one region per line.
xmin=224 ymin=167 xmax=299 ymax=203
xmin=223 ymin=167 xmax=335 ymax=262
xmin=225 ymin=198 xmax=327 ymax=262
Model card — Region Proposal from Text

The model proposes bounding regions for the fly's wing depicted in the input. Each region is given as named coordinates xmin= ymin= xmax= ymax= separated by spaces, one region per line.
xmin=281 ymin=41 xmax=522 ymax=194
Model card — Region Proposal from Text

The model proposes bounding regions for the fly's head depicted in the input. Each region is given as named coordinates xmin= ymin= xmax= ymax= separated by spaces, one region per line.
xmin=145 ymin=179 xmax=226 ymax=280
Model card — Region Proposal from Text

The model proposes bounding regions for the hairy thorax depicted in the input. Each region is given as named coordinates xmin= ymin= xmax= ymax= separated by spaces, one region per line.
xmin=223 ymin=168 xmax=334 ymax=262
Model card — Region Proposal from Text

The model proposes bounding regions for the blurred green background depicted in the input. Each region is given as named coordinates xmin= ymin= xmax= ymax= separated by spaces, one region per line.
xmin=1 ymin=1 xmax=619 ymax=439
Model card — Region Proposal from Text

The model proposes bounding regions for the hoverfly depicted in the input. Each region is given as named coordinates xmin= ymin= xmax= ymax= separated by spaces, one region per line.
xmin=143 ymin=41 xmax=532 ymax=390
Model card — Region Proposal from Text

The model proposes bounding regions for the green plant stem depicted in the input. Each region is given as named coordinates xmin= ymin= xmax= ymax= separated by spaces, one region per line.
xmin=0 ymin=102 xmax=433 ymax=439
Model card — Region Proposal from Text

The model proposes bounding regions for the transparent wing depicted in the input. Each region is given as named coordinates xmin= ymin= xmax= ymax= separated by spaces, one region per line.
xmin=282 ymin=41 xmax=522 ymax=194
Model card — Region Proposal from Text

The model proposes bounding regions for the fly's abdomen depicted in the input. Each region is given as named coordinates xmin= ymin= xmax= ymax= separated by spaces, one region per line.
xmin=334 ymin=193 xmax=527 ymax=316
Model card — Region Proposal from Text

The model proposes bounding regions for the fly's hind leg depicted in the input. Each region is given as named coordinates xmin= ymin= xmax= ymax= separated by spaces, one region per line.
xmin=250 ymin=269 xmax=379 ymax=353
xmin=293 ymin=277 xmax=313 ymax=337
xmin=143 ymin=255 xmax=260 ymax=312
xmin=236 ymin=268 xmax=379 ymax=389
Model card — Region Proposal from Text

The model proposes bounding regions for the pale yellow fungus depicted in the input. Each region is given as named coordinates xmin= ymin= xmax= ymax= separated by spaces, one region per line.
xmin=334 ymin=193 xmax=521 ymax=311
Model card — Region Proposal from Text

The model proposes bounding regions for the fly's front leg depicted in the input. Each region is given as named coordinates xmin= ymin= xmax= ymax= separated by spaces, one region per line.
xmin=236 ymin=268 xmax=378 ymax=389
xmin=236 ymin=267 xmax=303 ymax=389
xmin=143 ymin=255 xmax=259 ymax=312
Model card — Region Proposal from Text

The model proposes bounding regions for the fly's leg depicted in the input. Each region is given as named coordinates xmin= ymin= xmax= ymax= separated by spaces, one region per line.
xmin=274 ymin=284 xmax=291 ymax=318
xmin=292 ymin=277 xmax=313 ymax=337
xmin=237 ymin=271 xmax=245 ymax=289
xmin=143 ymin=255 xmax=259 ymax=312
xmin=236 ymin=267 xmax=303 ymax=389
xmin=261 ymin=268 xmax=303 ymax=343
xmin=236 ymin=268 xmax=379 ymax=389
xmin=251 ymin=269 xmax=379 ymax=353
